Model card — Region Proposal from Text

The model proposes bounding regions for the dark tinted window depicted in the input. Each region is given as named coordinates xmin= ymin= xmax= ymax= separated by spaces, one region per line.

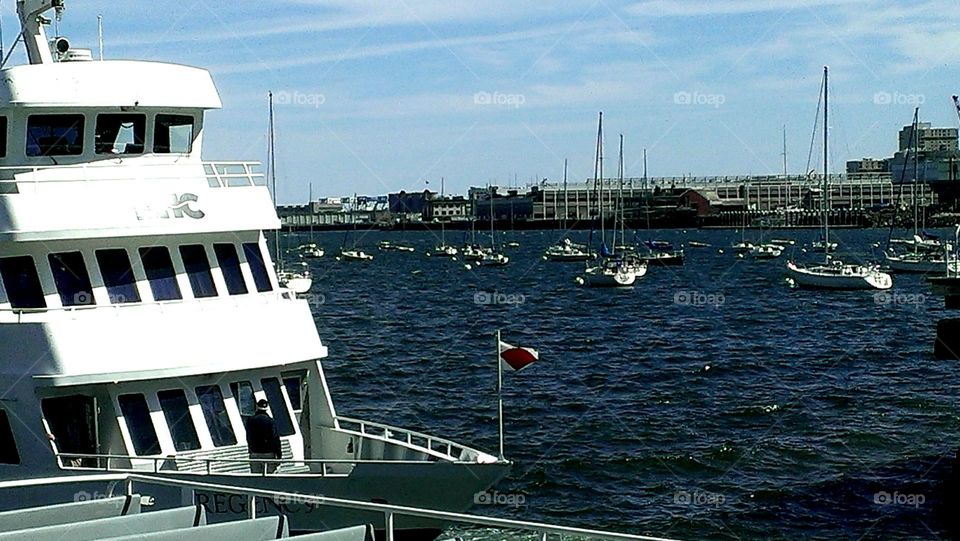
xmin=26 ymin=114 xmax=84 ymax=156
xmin=179 ymin=245 xmax=217 ymax=298
xmin=139 ymin=247 xmax=182 ymax=301
xmin=0 ymin=256 xmax=46 ymax=309
xmin=49 ymin=252 xmax=94 ymax=307
xmin=213 ymin=244 xmax=247 ymax=295
xmin=242 ymin=243 xmax=273 ymax=292
xmin=195 ymin=385 xmax=236 ymax=447
xmin=0 ymin=116 xmax=7 ymax=158
xmin=157 ymin=389 xmax=200 ymax=451
xmin=0 ymin=410 xmax=19 ymax=464
xmin=154 ymin=114 xmax=194 ymax=154
xmin=95 ymin=114 xmax=145 ymax=155
xmin=118 ymin=394 xmax=161 ymax=456
xmin=95 ymin=249 xmax=140 ymax=304
xmin=261 ymin=378 xmax=295 ymax=436
xmin=283 ymin=376 xmax=302 ymax=411
xmin=229 ymin=381 xmax=257 ymax=419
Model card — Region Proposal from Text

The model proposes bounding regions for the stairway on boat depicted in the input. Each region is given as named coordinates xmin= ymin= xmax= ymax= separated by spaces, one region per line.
xmin=0 ymin=493 xmax=373 ymax=541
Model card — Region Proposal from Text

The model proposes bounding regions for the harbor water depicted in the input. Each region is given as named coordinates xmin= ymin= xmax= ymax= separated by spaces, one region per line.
xmin=286 ymin=228 xmax=958 ymax=540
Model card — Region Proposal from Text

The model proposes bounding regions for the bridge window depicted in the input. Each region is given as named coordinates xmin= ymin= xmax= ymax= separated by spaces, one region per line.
xmin=49 ymin=252 xmax=94 ymax=307
xmin=0 ymin=256 xmax=46 ymax=309
xmin=95 ymin=114 xmax=145 ymax=155
xmin=283 ymin=376 xmax=302 ymax=411
xmin=26 ymin=114 xmax=84 ymax=156
xmin=157 ymin=389 xmax=200 ymax=452
xmin=242 ymin=243 xmax=273 ymax=292
xmin=213 ymin=244 xmax=248 ymax=295
xmin=179 ymin=245 xmax=217 ymax=298
xmin=261 ymin=378 xmax=295 ymax=436
xmin=95 ymin=249 xmax=141 ymax=304
xmin=139 ymin=247 xmax=182 ymax=301
xmin=0 ymin=410 xmax=20 ymax=464
xmin=195 ymin=385 xmax=237 ymax=447
xmin=229 ymin=381 xmax=256 ymax=420
xmin=118 ymin=394 xmax=161 ymax=456
xmin=0 ymin=116 xmax=7 ymax=158
xmin=154 ymin=114 xmax=194 ymax=154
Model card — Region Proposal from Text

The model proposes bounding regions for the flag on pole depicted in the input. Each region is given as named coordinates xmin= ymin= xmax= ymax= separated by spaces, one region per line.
xmin=499 ymin=340 xmax=539 ymax=372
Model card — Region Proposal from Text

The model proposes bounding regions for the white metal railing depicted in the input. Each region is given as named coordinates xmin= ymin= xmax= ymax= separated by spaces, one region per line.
xmin=0 ymin=473 xmax=682 ymax=541
xmin=0 ymin=161 xmax=264 ymax=188
xmin=334 ymin=416 xmax=489 ymax=462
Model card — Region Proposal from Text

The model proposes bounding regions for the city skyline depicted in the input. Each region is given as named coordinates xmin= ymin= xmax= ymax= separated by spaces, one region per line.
xmin=26 ymin=0 xmax=960 ymax=203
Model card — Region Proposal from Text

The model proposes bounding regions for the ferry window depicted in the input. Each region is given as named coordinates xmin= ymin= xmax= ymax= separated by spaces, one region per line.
xmin=195 ymin=385 xmax=237 ymax=447
xmin=242 ymin=243 xmax=273 ymax=292
xmin=213 ymin=243 xmax=248 ymax=295
xmin=0 ymin=116 xmax=7 ymax=158
xmin=95 ymin=114 xmax=145 ymax=155
xmin=0 ymin=256 xmax=46 ymax=309
xmin=261 ymin=378 xmax=295 ymax=436
xmin=139 ymin=247 xmax=182 ymax=301
xmin=49 ymin=252 xmax=94 ymax=307
xmin=0 ymin=410 xmax=20 ymax=464
xmin=157 ymin=389 xmax=200 ymax=452
xmin=118 ymin=394 xmax=161 ymax=456
xmin=95 ymin=249 xmax=141 ymax=304
xmin=179 ymin=245 xmax=217 ymax=298
xmin=26 ymin=114 xmax=84 ymax=156
xmin=283 ymin=376 xmax=302 ymax=411
xmin=154 ymin=114 xmax=194 ymax=154
xmin=229 ymin=381 xmax=256 ymax=419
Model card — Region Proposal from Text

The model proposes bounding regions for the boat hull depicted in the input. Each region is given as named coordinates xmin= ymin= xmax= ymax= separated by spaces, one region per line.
xmin=884 ymin=253 xmax=947 ymax=274
xmin=786 ymin=261 xmax=892 ymax=290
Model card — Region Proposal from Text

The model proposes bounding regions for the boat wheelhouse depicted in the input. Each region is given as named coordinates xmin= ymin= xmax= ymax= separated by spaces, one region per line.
xmin=0 ymin=1 xmax=508 ymax=537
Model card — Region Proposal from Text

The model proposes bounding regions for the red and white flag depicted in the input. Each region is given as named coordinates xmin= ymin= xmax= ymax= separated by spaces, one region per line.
xmin=499 ymin=340 xmax=539 ymax=372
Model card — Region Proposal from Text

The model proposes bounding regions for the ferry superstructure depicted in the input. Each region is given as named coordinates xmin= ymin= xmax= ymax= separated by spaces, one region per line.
xmin=0 ymin=1 xmax=508 ymax=537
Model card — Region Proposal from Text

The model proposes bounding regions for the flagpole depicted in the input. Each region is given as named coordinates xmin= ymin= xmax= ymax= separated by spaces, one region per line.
xmin=497 ymin=329 xmax=505 ymax=460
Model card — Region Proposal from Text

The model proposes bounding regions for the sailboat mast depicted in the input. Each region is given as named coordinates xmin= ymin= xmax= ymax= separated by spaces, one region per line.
xmin=618 ymin=134 xmax=625 ymax=250
xmin=268 ymin=91 xmax=281 ymax=269
xmin=562 ymin=159 xmax=568 ymax=231
xmin=594 ymin=112 xmax=605 ymax=248
xmin=822 ymin=66 xmax=829 ymax=257
xmin=912 ymin=109 xmax=920 ymax=237
xmin=643 ymin=148 xmax=651 ymax=231
xmin=489 ymin=185 xmax=496 ymax=251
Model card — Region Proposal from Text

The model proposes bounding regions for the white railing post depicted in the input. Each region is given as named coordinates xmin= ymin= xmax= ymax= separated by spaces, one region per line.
xmin=248 ymin=494 xmax=256 ymax=519
xmin=385 ymin=511 xmax=395 ymax=541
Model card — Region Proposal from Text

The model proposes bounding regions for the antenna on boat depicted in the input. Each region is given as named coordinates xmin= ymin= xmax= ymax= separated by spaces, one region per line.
xmin=97 ymin=14 xmax=102 ymax=60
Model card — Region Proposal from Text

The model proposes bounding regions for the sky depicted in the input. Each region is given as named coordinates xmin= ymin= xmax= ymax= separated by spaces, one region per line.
xmin=9 ymin=0 xmax=960 ymax=203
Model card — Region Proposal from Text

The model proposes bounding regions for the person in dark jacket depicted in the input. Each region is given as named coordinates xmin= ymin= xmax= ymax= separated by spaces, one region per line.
xmin=246 ymin=399 xmax=281 ymax=473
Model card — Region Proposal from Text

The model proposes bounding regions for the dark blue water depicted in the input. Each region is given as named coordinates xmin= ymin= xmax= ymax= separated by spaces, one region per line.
xmin=284 ymin=228 xmax=960 ymax=540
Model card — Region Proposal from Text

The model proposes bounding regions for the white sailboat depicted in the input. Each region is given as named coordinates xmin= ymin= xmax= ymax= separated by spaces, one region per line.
xmin=476 ymin=187 xmax=509 ymax=267
xmin=297 ymin=184 xmax=324 ymax=258
xmin=786 ymin=67 xmax=892 ymax=290
xmin=267 ymin=92 xmax=312 ymax=294
xmin=429 ymin=177 xmax=458 ymax=258
xmin=582 ymin=124 xmax=643 ymax=287
xmin=338 ymin=195 xmax=373 ymax=262
xmin=544 ymin=160 xmax=594 ymax=262
xmin=637 ymin=148 xmax=684 ymax=266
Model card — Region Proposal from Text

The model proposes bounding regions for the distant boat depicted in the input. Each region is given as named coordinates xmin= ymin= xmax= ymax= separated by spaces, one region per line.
xmin=476 ymin=186 xmax=509 ymax=267
xmin=638 ymin=148 xmax=684 ymax=265
xmin=430 ymin=177 xmax=459 ymax=258
xmin=687 ymin=240 xmax=711 ymax=248
xmin=769 ymin=238 xmax=795 ymax=246
xmin=278 ymin=262 xmax=313 ymax=294
xmin=747 ymin=244 xmax=783 ymax=260
xmin=339 ymin=248 xmax=374 ymax=261
xmin=297 ymin=184 xmax=324 ymax=258
xmin=378 ymin=240 xmax=415 ymax=253
xmin=785 ymin=67 xmax=892 ymax=291
xmin=545 ymin=159 xmax=594 ymax=261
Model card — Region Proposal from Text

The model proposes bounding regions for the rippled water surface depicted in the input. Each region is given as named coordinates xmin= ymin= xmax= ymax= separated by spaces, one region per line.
xmin=283 ymin=227 xmax=960 ymax=540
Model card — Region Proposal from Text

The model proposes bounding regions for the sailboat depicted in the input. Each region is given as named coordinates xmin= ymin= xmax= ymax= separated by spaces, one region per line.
xmin=581 ymin=121 xmax=645 ymax=287
xmin=338 ymin=195 xmax=374 ymax=261
xmin=429 ymin=177 xmax=459 ymax=257
xmin=476 ymin=187 xmax=510 ymax=267
xmin=297 ymin=183 xmax=324 ymax=259
xmin=785 ymin=67 xmax=892 ymax=290
xmin=462 ymin=218 xmax=487 ymax=261
xmin=636 ymin=148 xmax=683 ymax=266
xmin=267 ymin=92 xmax=312 ymax=294
xmin=544 ymin=159 xmax=594 ymax=262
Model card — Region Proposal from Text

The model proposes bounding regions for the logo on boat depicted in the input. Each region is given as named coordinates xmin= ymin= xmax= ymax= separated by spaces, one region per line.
xmin=135 ymin=193 xmax=205 ymax=221
xmin=473 ymin=490 xmax=525 ymax=508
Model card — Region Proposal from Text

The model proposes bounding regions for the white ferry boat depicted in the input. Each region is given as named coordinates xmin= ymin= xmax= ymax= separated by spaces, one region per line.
xmin=0 ymin=1 xmax=508 ymax=538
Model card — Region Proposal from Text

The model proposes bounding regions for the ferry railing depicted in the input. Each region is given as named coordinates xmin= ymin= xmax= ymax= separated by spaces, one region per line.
xmin=0 ymin=473 xmax=682 ymax=541
xmin=0 ymin=161 xmax=265 ymax=188
xmin=334 ymin=416 xmax=488 ymax=462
